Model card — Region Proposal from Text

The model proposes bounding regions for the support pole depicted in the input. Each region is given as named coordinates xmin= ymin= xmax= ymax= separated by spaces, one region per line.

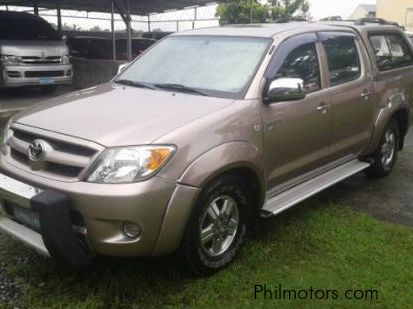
xmin=57 ymin=3 xmax=62 ymax=35
xmin=111 ymin=0 xmax=116 ymax=61
xmin=147 ymin=15 xmax=151 ymax=32
xmin=250 ymin=0 xmax=253 ymax=24
xmin=192 ymin=7 xmax=198 ymax=29
xmin=34 ymin=2 xmax=39 ymax=16
xmin=126 ymin=0 xmax=132 ymax=62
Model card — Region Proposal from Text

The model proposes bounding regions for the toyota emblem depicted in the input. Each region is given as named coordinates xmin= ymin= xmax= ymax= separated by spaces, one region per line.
xmin=28 ymin=140 xmax=46 ymax=162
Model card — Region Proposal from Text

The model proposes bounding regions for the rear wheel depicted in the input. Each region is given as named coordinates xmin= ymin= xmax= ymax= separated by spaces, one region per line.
xmin=366 ymin=119 xmax=400 ymax=178
xmin=182 ymin=175 xmax=252 ymax=276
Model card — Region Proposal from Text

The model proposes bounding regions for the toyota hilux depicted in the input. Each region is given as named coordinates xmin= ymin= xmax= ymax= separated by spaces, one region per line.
xmin=0 ymin=20 xmax=412 ymax=275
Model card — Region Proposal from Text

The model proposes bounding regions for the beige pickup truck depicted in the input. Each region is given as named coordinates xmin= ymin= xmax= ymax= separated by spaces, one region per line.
xmin=0 ymin=20 xmax=412 ymax=275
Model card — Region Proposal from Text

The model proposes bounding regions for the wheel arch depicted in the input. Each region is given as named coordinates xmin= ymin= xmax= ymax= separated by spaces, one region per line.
xmin=179 ymin=142 xmax=266 ymax=211
xmin=367 ymin=95 xmax=411 ymax=155
xmin=153 ymin=143 xmax=266 ymax=256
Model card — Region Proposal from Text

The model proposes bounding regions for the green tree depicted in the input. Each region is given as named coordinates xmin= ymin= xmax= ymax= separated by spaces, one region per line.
xmin=216 ymin=0 xmax=310 ymax=25
xmin=269 ymin=0 xmax=310 ymax=20
xmin=216 ymin=0 xmax=268 ymax=24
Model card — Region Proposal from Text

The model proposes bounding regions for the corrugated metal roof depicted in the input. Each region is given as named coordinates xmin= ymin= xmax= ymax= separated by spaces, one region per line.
xmin=4 ymin=0 xmax=221 ymax=15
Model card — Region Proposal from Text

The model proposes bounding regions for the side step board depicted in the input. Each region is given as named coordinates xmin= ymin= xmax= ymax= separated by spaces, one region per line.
xmin=262 ymin=160 xmax=371 ymax=217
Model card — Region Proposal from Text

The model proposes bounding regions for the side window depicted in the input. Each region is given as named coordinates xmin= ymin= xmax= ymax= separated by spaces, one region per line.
xmin=274 ymin=43 xmax=321 ymax=93
xmin=369 ymin=34 xmax=413 ymax=71
xmin=321 ymin=35 xmax=361 ymax=86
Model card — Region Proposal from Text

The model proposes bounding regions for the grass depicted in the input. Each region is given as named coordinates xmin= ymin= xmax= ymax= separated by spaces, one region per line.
xmin=0 ymin=200 xmax=412 ymax=309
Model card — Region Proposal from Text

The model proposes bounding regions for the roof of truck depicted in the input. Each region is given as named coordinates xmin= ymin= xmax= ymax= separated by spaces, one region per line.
xmin=322 ymin=21 xmax=403 ymax=33
xmin=173 ymin=22 xmax=353 ymax=38
xmin=173 ymin=21 xmax=402 ymax=39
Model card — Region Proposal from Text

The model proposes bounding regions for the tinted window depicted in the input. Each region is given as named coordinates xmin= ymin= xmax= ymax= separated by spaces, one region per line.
xmin=274 ymin=43 xmax=321 ymax=93
xmin=369 ymin=34 xmax=413 ymax=71
xmin=0 ymin=12 xmax=59 ymax=41
xmin=321 ymin=35 xmax=361 ymax=86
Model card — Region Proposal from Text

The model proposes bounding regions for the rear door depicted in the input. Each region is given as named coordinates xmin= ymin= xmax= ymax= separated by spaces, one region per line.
xmin=318 ymin=32 xmax=375 ymax=161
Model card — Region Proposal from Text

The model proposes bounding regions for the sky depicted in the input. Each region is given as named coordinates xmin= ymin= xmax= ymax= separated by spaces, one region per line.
xmin=1 ymin=0 xmax=378 ymax=32
xmin=308 ymin=0 xmax=377 ymax=20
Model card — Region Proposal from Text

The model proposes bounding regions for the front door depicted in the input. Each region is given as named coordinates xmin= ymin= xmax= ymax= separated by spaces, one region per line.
xmin=262 ymin=33 xmax=331 ymax=190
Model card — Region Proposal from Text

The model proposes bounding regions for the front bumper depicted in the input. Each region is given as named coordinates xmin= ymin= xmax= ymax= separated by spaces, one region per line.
xmin=0 ymin=173 xmax=90 ymax=266
xmin=1 ymin=64 xmax=73 ymax=88
xmin=0 ymin=169 xmax=201 ymax=264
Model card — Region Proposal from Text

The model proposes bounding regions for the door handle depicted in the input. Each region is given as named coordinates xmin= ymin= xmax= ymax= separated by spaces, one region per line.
xmin=361 ymin=90 xmax=372 ymax=100
xmin=316 ymin=103 xmax=330 ymax=114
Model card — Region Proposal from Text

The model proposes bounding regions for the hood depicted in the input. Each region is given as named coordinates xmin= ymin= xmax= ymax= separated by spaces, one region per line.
xmin=14 ymin=84 xmax=234 ymax=147
xmin=0 ymin=40 xmax=68 ymax=57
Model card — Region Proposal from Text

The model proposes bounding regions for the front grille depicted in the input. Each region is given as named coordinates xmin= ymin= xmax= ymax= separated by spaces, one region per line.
xmin=22 ymin=56 xmax=62 ymax=64
xmin=6 ymin=71 xmax=22 ymax=78
xmin=7 ymin=127 xmax=101 ymax=180
xmin=25 ymin=71 xmax=64 ymax=78
xmin=13 ymin=130 xmax=96 ymax=157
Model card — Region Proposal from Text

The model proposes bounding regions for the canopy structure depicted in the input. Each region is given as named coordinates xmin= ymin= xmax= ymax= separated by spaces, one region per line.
xmin=3 ymin=0 xmax=225 ymax=61
xmin=5 ymin=0 xmax=220 ymax=15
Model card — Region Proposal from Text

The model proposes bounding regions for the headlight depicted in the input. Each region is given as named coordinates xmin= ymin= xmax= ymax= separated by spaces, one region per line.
xmin=61 ymin=55 xmax=70 ymax=64
xmin=87 ymin=145 xmax=176 ymax=184
xmin=0 ymin=55 xmax=23 ymax=66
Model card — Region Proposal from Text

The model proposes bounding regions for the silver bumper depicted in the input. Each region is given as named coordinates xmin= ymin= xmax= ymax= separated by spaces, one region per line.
xmin=2 ymin=64 xmax=73 ymax=88
xmin=0 ymin=217 xmax=49 ymax=256
xmin=0 ymin=173 xmax=49 ymax=256
xmin=0 ymin=173 xmax=43 ymax=209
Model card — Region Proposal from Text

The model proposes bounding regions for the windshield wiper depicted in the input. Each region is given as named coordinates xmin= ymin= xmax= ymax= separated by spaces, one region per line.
xmin=115 ymin=79 xmax=158 ymax=90
xmin=154 ymin=83 xmax=210 ymax=96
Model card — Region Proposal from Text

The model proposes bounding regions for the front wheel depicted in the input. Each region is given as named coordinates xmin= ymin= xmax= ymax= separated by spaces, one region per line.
xmin=365 ymin=119 xmax=400 ymax=178
xmin=181 ymin=175 xmax=252 ymax=276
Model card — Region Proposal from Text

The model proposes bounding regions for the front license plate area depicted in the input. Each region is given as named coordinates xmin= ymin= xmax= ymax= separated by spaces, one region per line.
xmin=39 ymin=78 xmax=55 ymax=85
xmin=12 ymin=205 xmax=41 ymax=232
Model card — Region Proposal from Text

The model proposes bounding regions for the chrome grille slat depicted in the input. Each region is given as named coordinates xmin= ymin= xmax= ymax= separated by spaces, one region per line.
xmin=8 ymin=136 xmax=28 ymax=155
xmin=8 ymin=136 xmax=90 ymax=168
xmin=21 ymin=56 xmax=62 ymax=65
xmin=6 ymin=125 xmax=104 ymax=181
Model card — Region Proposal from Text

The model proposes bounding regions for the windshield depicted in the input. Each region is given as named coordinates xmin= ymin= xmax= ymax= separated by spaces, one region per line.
xmin=117 ymin=36 xmax=271 ymax=99
xmin=0 ymin=13 xmax=60 ymax=41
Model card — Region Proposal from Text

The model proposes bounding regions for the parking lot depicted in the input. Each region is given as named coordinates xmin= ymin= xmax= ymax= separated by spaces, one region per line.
xmin=0 ymin=85 xmax=74 ymax=111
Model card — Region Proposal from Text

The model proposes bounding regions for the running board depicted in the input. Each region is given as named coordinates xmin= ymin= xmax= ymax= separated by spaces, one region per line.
xmin=262 ymin=160 xmax=371 ymax=217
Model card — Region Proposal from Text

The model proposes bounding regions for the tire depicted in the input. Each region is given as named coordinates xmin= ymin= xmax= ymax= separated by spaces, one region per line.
xmin=365 ymin=119 xmax=400 ymax=178
xmin=40 ymin=85 xmax=58 ymax=94
xmin=182 ymin=175 xmax=253 ymax=276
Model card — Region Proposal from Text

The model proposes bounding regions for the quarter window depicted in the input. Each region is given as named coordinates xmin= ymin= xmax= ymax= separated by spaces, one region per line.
xmin=274 ymin=43 xmax=321 ymax=93
xmin=321 ymin=35 xmax=361 ymax=86
xmin=369 ymin=34 xmax=413 ymax=71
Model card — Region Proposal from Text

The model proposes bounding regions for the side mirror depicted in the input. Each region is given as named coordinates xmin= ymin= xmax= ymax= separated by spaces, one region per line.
xmin=264 ymin=77 xmax=306 ymax=104
xmin=117 ymin=63 xmax=129 ymax=75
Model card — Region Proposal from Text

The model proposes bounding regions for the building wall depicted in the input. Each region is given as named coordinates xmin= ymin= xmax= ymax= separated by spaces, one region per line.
xmin=377 ymin=0 xmax=413 ymax=32
xmin=349 ymin=7 xmax=369 ymax=20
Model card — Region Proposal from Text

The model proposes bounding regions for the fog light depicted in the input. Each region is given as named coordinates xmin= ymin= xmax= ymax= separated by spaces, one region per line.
xmin=122 ymin=222 xmax=142 ymax=239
